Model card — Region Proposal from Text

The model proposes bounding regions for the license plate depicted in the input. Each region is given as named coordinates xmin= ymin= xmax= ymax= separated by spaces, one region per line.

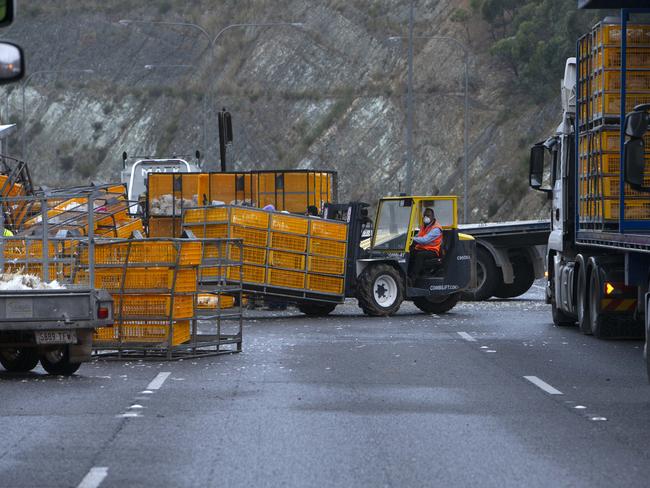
xmin=34 ymin=330 xmax=77 ymax=345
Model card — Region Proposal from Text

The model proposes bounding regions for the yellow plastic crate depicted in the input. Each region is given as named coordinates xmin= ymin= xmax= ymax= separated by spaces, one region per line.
xmin=588 ymin=175 xmax=650 ymax=198
xmin=113 ymin=294 xmax=194 ymax=319
xmin=148 ymin=216 xmax=182 ymax=237
xmin=87 ymin=241 xmax=202 ymax=266
xmin=593 ymin=22 xmax=650 ymax=47
xmin=228 ymin=245 xmax=267 ymax=265
xmin=310 ymin=219 xmax=347 ymax=241
xmin=87 ymin=268 xmax=197 ymax=293
xmin=592 ymin=46 xmax=650 ymax=71
xmin=270 ymin=232 xmax=307 ymax=252
xmin=269 ymin=250 xmax=305 ymax=270
xmin=307 ymin=274 xmax=344 ymax=295
xmin=117 ymin=320 xmax=191 ymax=345
xmin=593 ymin=70 xmax=650 ymax=93
xmin=590 ymin=129 xmax=650 ymax=153
xmin=185 ymin=223 xmax=228 ymax=238
xmin=231 ymin=225 xmax=268 ymax=247
xmin=268 ymin=268 xmax=305 ymax=289
xmin=591 ymin=91 xmax=650 ymax=119
xmin=599 ymin=199 xmax=650 ymax=220
xmin=270 ymin=214 xmax=309 ymax=234
xmin=227 ymin=264 xmax=266 ymax=284
xmin=183 ymin=206 xmax=228 ymax=224
xmin=230 ymin=207 xmax=269 ymax=229
xmin=98 ymin=219 xmax=144 ymax=239
xmin=93 ymin=326 xmax=118 ymax=343
xmin=309 ymin=238 xmax=346 ymax=258
xmin=308 ymin=255 xmax=345 ymax=276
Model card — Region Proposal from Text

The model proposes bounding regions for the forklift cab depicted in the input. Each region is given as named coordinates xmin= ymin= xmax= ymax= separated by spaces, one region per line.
xmin=370 ymin=196 xmax=457 ymax=276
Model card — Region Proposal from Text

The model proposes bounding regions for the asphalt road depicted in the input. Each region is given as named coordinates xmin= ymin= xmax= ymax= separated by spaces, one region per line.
xmin=2 ymin=283 xmax=650 ymax=487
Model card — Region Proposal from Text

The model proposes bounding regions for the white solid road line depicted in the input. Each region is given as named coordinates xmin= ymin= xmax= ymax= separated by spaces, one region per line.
xmin=524 ymin=376 xmax=563 ymax=395
xmin=146 ymin=372 xmax=171 ymax=391
xmin=457 ymin=332 xmax=477 ymax=342
xmin=77 ymin=467 xmax=108 ymax=488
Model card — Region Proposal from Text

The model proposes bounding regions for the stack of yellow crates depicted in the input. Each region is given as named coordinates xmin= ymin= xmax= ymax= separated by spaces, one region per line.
xmin=578 ymin=20 xmax=650 ymax=224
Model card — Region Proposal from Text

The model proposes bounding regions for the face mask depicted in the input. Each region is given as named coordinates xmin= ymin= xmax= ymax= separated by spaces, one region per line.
xmin=423 ymin=217 xmax=431 ymax=225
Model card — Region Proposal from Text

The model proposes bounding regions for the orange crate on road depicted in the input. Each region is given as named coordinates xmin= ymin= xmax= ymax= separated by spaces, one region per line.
xmin=118 ymin=320 xmax=191 ymax=345
xmin=307 ymin=274 xmax=344 ymax=295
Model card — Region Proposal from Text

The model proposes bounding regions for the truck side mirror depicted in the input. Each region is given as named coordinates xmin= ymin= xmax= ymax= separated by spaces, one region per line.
xmin=624 ymin=106 xmax=650 ymax=192
xmin=0 ymin=41 xmax=23 ymax=85
xmin=0 ymin=1 xmax=15 ymax=28
xmin=529 ymin=144 xmax=552 ymax=193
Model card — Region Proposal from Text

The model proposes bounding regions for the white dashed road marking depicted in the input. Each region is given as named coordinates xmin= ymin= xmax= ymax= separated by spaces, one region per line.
xmin=457 ymin=332 xmax=476 ymax=342
xmin=146 ymin=372 xmax=171 ymax=390
xmin=524 ymin=376 xmax=563 ymax=395
xmin=77 ymin=467 xmax=108 ymax=488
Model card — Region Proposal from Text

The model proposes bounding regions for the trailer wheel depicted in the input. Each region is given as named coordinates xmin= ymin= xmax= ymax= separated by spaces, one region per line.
xmin=461 ymin=247 xmax=499 ymax=301
xmin=589 ymin=270 xmax=608 ymax=338
xmin=413 ymin=293 xmax=460 ymax=314
xmin=39 ymin=346 xmax=81 ymax=376
xmin=357 ymin=264 xmax=403 ymax=316
xmin=297 ymin=302 xmax=337 ymax=317
xmin=0 ymin=347 xmax=39 ymax=373
xmin=494 ymin=256 xmax=535 ymax=299
xmin=577 ymin=265 xmax=591 ymax=335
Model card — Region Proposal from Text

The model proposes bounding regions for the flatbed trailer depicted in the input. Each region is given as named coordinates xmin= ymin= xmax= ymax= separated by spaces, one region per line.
xmin=458 ymin=220 xmax=549 ymax=300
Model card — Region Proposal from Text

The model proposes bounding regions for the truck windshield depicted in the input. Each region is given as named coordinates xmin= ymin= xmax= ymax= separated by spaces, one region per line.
xmin=372 ymin=200 xmax=412 ymax=250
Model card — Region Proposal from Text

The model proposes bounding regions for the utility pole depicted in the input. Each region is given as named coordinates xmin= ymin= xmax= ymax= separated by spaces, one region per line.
xmin=405 ymin=0 xmax=415 ymax=195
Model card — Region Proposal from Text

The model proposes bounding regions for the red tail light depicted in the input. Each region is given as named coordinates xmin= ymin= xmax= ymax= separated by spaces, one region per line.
xmin=97 ymin=306 xmax=109 ymax=319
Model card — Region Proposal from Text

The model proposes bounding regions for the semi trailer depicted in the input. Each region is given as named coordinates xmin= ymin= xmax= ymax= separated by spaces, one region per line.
xmin=530 ymin=3 xmax=650 ymax=379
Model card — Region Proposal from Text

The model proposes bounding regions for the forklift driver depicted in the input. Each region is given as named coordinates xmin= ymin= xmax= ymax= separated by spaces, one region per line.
xmin=408 ymin=207 xmax=443 ymax=280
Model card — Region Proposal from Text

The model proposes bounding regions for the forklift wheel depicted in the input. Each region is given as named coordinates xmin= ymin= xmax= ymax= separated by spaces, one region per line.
xmin=413 ymin=293 xmax=460 ymax=314
xmin=357 ymin=264 xmax=404 ymax=316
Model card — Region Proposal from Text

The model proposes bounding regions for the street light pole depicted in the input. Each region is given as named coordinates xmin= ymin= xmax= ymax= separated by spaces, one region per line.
xmin=405 ymin=1 xmax=415 ymax=195
xmin=388 ymin=34 xmax=471 ymax=222
xmin=21 ymin=68 xmax=94 ymax=162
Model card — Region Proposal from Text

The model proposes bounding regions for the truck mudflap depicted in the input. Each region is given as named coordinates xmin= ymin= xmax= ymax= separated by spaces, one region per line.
xmin=409 ymin=235 xmax=476 ymax=297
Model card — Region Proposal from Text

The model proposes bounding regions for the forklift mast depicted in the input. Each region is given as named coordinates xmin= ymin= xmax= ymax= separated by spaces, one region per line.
xmin=323 ymin=201 xmax=371 ymax=296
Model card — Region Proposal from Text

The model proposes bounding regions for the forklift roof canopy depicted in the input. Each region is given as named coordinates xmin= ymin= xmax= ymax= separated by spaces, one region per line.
xmin=578 ymin=0 xmax=650 ymax=8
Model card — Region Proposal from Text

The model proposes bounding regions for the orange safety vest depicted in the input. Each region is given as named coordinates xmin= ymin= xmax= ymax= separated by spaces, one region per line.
xmin=415 ymin=221 xmax=443 ymax=254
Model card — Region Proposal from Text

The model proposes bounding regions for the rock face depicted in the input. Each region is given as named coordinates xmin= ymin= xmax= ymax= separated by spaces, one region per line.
xmin=2 ymin=0 xmax=562 ymax=222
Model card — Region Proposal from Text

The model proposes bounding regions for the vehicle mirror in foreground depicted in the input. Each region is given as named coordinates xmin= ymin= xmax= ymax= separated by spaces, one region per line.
xmin=0 ymin=41 xmax=23 ymax=85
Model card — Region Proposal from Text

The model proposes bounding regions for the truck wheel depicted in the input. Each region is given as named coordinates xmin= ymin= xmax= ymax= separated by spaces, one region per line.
xmin=413 ymin=293 xmax=460 ymax=314
xmin=589 ymin=270 xmax=609 ymax=339
xmin=0 ymin=348 xmax=39 ymax=373
xmin=461 ymin=247 xmax=499 ymax=301
xmin=577 ymin=265 xmax=591 ymax=335
xmin=297 ymin=301 xmax=337 ymax=316
xmin=40 ymin=346 xmax=81 ymax=376
xmin=551 ymin=293 xmax=575 ymax=327
xmin=357 ymin=264 xmax=404 ymax=316
xmin=494 ymin=257 xmax=535 ymax=299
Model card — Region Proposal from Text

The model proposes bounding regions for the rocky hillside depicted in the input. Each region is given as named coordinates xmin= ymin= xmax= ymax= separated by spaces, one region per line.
xmin=0 ymin=0 xmax=591 ymax=221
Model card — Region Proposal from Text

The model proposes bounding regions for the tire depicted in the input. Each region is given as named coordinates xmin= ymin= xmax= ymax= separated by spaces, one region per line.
xmin=551 ymin=290 xmax=575 ymax=327
xmin=589 ymin=269 xmax=608 ymax=338
xmin=297 ymin=301 xmax=337 ymax=317
xmin=494 ymin=257 xmax=535 ymax=299
xmin=577 ymin=265 xmax=591 ymax=335
xmin=357 ymin=264 xmax=404 ymax=316
xmin=461 ymin=247 xmax=499 ymax=301
xmin=0 ymin=347 xmax=39 ymax=373
xmin=39 ymin=346 xmax=81 ymax=376
xmin=413 ymin=293 xmax=460 ymax=314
